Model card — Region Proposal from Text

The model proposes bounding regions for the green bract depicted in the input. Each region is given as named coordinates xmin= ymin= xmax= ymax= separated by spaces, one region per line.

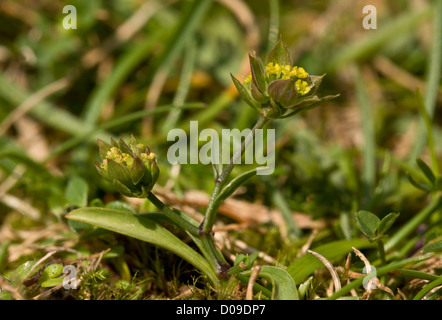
xmin=231 ymin=38 xmax=339 ymax=119
xmin=95 ymin=136 xmax=159 ymax=198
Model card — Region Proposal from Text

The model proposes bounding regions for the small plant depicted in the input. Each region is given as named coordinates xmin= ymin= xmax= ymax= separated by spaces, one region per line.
xmin=355 ymin=210 xmax=399 ymax=264
xmin=0 ymin=261 xmax=67 ymax=299
xmin=66 ymin=38 xmax=338 ymax=298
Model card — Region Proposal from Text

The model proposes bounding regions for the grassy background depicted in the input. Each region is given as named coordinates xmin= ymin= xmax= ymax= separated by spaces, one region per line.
xmin=0 ymin=0 xmax=440 ymax=300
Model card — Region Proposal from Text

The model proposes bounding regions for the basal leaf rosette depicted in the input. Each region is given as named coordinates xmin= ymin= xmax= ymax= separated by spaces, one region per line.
xmin=231 ymin=38 xmax=339 ymax=119
xmin=95 ymin=136 xmax=159 ymax=198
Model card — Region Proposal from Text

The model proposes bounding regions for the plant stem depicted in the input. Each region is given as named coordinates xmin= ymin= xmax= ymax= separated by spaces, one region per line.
xmin=377 ymin=239 xmax=387 ymax=265
xmin=146 ymin=191 xmax=200 ymax=236
xmin=199 ymin=115 xmax=269 ymax=235
xmin=147 ymin=191 xmax=230 ymax=278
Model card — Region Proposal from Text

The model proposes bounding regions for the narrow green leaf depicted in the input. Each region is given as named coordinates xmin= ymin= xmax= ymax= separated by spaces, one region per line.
xmin=406 ymin=172 xmax=433 ymax=192
xmin=413 ymin=277 xmax=442 ymax=300
xmin=422 ymin=240 xmax=442 ymax=253
xmin=107 ymin=159 xmax=132 ymax=186
xmin=230 ymin=73 xmax=260 ymax=112
xmin=416 ymin=158 xmax=436 ymax=185
xmin=356 ymin=210 xmax=380 ymax=239
xmin=97 ymin=139 xmax=112 ymax=160
xmin=265 ymin=38 xmax=293 ymax=67
xmin=65 ymin=207 xmax=219 ymax=287
xmin=378 ymin=212 xmax=400 ymax=236
xmin=131 ymin=156 xmax=145 ymax=185
xmin=215 ymin=167 xmax=264 ymax=203
xmin=249 ymin=55 xmax=267 ymax=94
xmin=297 ymin=276 xmax=313 ymax=300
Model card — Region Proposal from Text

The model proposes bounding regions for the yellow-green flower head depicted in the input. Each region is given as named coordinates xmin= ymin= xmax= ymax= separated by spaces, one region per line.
xmin=232 ymin=38 xmax=337 ymax=119
xmin=96 ymin=136 xmax=159 ymax=198
xmin=247 ymin=63 xmax=311 ymax=95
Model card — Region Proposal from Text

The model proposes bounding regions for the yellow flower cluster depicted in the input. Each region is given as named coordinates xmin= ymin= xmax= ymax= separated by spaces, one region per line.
xmin=265 ymin=62 xmax=308 ymax=79
xmin=102 ymin=146 xmax=154 ymax=169
xmin=295 ymin=79 xmax=311 ymax=95
xmin=243 ymin=74 xmax=252 ymax=85
xmin=243 ymin=62 xmax=311 ymax=95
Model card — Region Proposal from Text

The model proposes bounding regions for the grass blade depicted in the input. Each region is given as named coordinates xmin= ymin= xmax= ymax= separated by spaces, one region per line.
xmin=353 ymin=66 xmax=376 ymax=206
xmin=410 ymin=0 xmax=442 ymax=159
xmin=83 ymin=30 xmax=164 ymax=126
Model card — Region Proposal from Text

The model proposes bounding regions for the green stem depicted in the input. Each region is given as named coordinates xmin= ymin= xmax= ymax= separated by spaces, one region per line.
xmin=199 ymin=115 xmax=269 ymax=235
xmin=147 ymin=192 xmax=230 ymax=278
xmin=377 ymin=239 xmax=387 ymax=265
xmin=146 ymin=191 xmax=200 ymax=236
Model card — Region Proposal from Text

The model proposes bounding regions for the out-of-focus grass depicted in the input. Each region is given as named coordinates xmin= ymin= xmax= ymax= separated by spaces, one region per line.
xmin=0 ymin=0 xmax=440 ymax=300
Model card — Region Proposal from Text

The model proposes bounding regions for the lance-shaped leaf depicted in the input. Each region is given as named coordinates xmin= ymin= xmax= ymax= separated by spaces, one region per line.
xmin=307 ymin=74 xmax=326 ymax=97
xmin=230 ymin=73 xmax=260 ymax=112
xmin=356 ymin=210 xmax=380 ymax=239
xmin=97 ymin=139 xmax=112 ymax=160
xmin=284 ymin=94 xmax=340 ymax=112
xmin=118 ymin=138 xmax=133 ymax=155
xmin=215 ymin=167 xmax=264 ymax=204
xmin=268 ymin=79 xmax=298 ymax=108
xmin=265 ymin=38 xmax=293 ymax=67
xmin=407 ymin=172 xmax=433 ymax=192
xmin=378 ymin=212 xmax=400 ymax=236
xmin=110 ymin=137 xmax=119 ymax=148
xmin=249 ymin=54 xmax=269 ymax=103
xmin=65 ymin=207 xmax=220 ymax=288
xmin=416 ymin=158 xmax=436 ymax=185
xmin=113 ymin=178 xmax=135 ymax=197
xmin=150 ymin=162 xmax=160 ymax=186
xmin=107 ymin=159 xmax=132 ymax=186
xmin=95 ymin=161 xmax=109 ymax=180
xmin=131 ymin=155 xmax=145 ymax=185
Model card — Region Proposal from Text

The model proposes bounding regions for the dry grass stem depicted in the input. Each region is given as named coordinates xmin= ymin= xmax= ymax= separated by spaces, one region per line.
xmin=308 ymin=250 xmax=341 ymax=293
xmin=246 ymin=265 xmax=261 ymax=300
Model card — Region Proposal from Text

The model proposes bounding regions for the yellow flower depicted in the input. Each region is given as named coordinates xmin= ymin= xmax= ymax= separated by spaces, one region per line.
xmin=295 ymin=79 xmax=311 ymax=95
xmin=296 ymin=67 xmax=308 ymax=79
xmin=243 ymin=74 xmax=252 ymax=84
